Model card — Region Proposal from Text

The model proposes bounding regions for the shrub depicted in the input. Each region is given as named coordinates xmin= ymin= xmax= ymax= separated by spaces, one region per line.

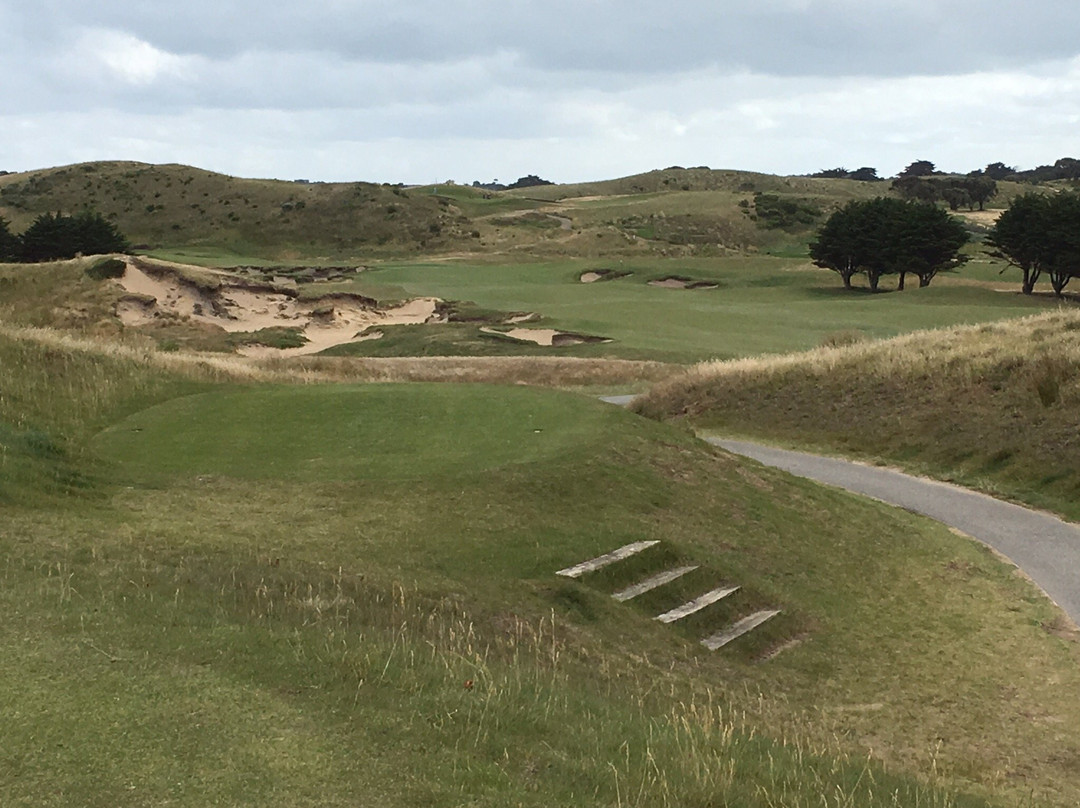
xmin=85 ymin=257 xmax=127 ymax=280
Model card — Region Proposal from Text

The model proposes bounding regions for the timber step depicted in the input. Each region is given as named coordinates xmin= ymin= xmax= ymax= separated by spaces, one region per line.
xmin=555 ymin=540 xmax=660 ymax=579
xmin=611 ymin=566 xmax=699 ymax=602
xmin=701 ymin=610 xmax=783 ymax=651
xmin=654 ymin=585 xmax=740 ymax=624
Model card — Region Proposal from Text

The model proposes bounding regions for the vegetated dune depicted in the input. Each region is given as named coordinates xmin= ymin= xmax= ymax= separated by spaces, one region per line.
xmin=633 ymin=309 xmax=1080 ymax=517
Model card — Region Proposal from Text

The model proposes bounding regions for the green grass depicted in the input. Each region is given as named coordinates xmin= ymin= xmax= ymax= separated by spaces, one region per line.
xmin=3 ymin=331 xmax=1080 ymax=805
xmin=317 ymin=256 xmax=1055 ymax=363
xmin=91 ymin=383 xmax=617 ymax=482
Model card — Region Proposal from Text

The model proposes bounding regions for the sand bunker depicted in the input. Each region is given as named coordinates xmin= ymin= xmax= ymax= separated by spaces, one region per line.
xmin=648 ymin=276 xmax=718 ymax=290
xmin=115 ymin=260 xmax=441 ymax=356
xmin=580 ymin=269 xmax=631 ymax=283
xmin=479 ymin=327 xmax=611 ymax=347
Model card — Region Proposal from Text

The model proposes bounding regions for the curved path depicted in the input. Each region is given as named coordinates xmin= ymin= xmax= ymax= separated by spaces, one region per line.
xmin=711 ymin=438 xmax=1080 ymax=624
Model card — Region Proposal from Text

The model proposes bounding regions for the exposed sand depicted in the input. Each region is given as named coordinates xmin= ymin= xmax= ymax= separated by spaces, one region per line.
xmin=648 ymin=277 xmax=718 ymax=290
xmin=649 ymin=278 xmax=690 ymax=289
xmin=479 ymin=327 xmax=610 ymax=346
xmin=580 ymin=272 xmax=602 ymax=283
xmin=116 ymin=260 xmax=440 ymax=356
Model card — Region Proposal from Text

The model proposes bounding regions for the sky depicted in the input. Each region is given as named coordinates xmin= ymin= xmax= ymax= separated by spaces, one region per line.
xmin=2 ymin=1 xmax=1079 ymax=184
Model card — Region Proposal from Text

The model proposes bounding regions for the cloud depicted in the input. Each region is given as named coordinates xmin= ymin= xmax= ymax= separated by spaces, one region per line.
xmin=78 ymin=29 xmax=194 ymax=86
xmin=2 ymin=2 xmax=1079 ymax=182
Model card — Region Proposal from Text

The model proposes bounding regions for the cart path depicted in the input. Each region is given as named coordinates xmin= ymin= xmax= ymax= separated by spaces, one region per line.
xmin=711 ymin=438 xmax=1080 ymax=624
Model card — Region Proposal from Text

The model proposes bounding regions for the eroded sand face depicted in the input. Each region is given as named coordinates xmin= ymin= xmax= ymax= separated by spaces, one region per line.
xmin=116 ymin=261 xmax=441 ymax=356
xmin=580 ymin=272 xmax=602 ymax=283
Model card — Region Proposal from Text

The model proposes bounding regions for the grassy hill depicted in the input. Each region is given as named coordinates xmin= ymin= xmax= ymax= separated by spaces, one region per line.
xmin=0 ymin=162 xmax=477 ymax=260
xmin=633 ymin=309 xmax=1080 ymax=520
xmin=0 ymin=161 xmax=996 ymax=263
xmin=4 ymin=320 xmax=1080 ymax=805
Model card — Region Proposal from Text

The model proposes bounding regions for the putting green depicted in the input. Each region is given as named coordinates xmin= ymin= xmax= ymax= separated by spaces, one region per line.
xmin=92 ymin=383 xmax=618 ymax=482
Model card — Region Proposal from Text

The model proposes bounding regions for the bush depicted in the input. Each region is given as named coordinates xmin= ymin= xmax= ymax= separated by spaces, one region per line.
xmin=85 ymin=257 xmax=127 ymax=280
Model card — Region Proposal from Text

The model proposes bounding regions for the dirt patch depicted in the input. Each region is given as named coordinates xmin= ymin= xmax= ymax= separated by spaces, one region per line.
xmin=479 ymin=327 xmax=611 ymax=347
xmin=648 ymin=276 xmax=718 ymax=290
xmin=115 ymin=259 xmax=441 ymax=356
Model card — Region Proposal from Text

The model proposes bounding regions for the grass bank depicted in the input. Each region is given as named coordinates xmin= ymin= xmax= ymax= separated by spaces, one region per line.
xmin=632 ymin=308 xmax=1080 ymax=520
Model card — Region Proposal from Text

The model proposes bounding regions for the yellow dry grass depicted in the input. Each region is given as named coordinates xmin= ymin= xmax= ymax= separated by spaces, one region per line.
xmin=642 ymin=308 xmax=1080 ymax=396
xmin=0 ymin=323 xmax=675 ymax=389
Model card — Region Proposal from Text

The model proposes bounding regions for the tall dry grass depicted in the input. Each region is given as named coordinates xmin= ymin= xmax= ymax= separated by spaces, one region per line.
xmin=633 ymin=307 xmax=1080 ymax=517
xmin=0 ymin=322 xmax=675 ymax=388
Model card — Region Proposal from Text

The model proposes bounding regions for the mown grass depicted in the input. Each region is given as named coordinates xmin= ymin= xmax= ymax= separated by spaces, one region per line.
xmin=632 ymin=308 xmax=1080 ymax=520
xmin=3 ymin=328 xmax=1080 ymax=805
xmin=319 ymin=257 xmax=1055 ymax=362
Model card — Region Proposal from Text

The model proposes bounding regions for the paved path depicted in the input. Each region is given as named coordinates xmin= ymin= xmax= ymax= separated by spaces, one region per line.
xmin=712 ymin=439 xmax=1080 ymax=624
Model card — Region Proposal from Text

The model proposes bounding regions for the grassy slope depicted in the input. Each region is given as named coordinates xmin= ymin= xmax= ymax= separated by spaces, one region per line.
xmin=632 ymin=308 xmax=1080 ymax=520
xmin=3 ymin=332 xmax=1080 ymax=805
xmin=0 ymin=162 xmax=475 ymax=259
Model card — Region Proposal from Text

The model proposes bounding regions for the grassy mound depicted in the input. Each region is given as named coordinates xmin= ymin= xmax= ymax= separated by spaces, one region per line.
xmin=92 ymin=384 xmax=618 ymax=482
xmin=4 ymin=329 xmax=1080 ymax=805
xmin=632 ymin=308 xmax=1080 ymax=519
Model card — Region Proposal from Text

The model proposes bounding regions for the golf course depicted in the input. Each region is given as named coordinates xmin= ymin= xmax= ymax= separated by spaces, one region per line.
xmin=2 ymin=161 xmax=1080 ymax=807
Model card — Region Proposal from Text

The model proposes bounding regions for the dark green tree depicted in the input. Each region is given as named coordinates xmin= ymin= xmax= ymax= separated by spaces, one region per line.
xmin=987 ymin=193 xmax=1053 ymax=294
xmin=1042 ymin=193 xmax=1080 ymax=296
xmin=983 ymin=162 xmax=1015 ymax=181
xmin=18 ymin=210 xmax=128 ymax=262
xmin=891 ymin=201 xmax=970 ymax=288
xmin=0 ymin=217 xmax=18 ymax=261
xmin=811 ymin=198 xmax=968 ymax=292
xmin=848 ymin=167 xmax=881 ymax=182
xmin=898 ymin=160 xmax=936 ymax=178
xmin=963 ymin=176 xmax=998 ymax=211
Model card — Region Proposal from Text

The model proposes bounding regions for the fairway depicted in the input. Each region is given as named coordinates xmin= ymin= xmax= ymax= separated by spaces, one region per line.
xmin=92 ymin=383 xmax=618 ymax=482
xmin=322 ymin=257 xmax=1053 ymax=362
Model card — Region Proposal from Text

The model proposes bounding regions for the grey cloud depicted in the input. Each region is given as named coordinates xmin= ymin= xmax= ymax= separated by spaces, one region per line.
xmin=19 ymin=1 xmax=1080 ymax=79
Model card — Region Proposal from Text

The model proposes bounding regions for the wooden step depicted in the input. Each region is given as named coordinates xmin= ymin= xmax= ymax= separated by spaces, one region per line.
xmin=701 ymin=610 xmax=782 ymax=650
xmin=654 ymin=585 xmax=739 ymax=623
xmin=555 ymin=541 xmax=660 ymax=579
xmin=611 ymin=565 xmax=698 ymax=602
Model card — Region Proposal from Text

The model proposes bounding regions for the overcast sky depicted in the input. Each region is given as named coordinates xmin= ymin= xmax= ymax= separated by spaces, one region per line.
xmin=2 ymin=1 xmax=1078 ymax=184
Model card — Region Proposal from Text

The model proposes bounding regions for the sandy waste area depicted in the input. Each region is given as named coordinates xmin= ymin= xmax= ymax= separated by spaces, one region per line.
xmin=115 ymin=260 xmax=442 ymax=356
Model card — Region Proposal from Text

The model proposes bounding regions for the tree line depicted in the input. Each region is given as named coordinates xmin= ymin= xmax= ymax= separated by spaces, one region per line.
xmin=810 ymin=192 xmax=1080 ymax=297
xmin=0 ymin=211 xmax=129 ymax=262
